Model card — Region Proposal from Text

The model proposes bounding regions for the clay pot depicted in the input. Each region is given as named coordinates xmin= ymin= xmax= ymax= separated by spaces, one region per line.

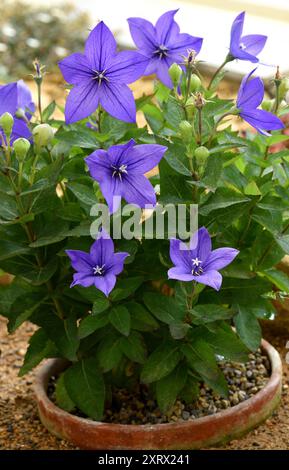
xmin=34 ymin=338 xmax=282 ymax=450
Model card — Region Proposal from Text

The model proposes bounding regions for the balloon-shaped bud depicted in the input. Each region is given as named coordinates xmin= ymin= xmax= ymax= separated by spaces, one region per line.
xmin=13 ymin=138 xmax=30 ymax=160
xmin=189 ymin=74 xmax=201 ymax=92
xmin=194 ymin=146 xmax=210 ymax=166
xmin=169 ymin=63 xmax=182 ymax=87
xmin=33 ymin=123 xmax=54 ymax=148
xmin=0 ymin=112 xmax=14 ymax=138
xmin=179 ymin=120 xmax=193 ymax=143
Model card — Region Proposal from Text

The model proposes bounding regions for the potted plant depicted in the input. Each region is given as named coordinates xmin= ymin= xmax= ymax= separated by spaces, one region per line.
xmin=0 ymin=10 xmax=286 ymax=450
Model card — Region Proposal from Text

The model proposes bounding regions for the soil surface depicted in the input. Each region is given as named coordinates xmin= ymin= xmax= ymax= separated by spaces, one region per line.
xmin=0 ymin=316 xmax=289 ymax=450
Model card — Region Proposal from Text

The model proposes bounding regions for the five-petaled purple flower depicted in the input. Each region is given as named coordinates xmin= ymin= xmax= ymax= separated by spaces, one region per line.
xmin=237 ymin=69 xmax=284 ymax=135
xmin=168 ymin=227 xmax=239 ymax=291
xmin=59 ymin=21 xmax=149 ymax=124
xmin=229 ymin=11 xmax=267 ymax=63
xmin=85 ymin=139 xmax=167 ymax=213
xmin=0 ymin=81 xmax=34 ymax=144
xmin=66 ymin=229 xmax=129 ymax=297
xmin=128 ymin=10 xmax=203 ymax=89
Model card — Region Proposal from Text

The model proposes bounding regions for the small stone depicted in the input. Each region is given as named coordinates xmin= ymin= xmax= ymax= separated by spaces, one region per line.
xmin=182 ymin=411 xmax=190 ymax=420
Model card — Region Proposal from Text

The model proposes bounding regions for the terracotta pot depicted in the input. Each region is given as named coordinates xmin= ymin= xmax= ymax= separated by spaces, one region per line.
xmin=34 ymin=339 xmax=282 ymax=450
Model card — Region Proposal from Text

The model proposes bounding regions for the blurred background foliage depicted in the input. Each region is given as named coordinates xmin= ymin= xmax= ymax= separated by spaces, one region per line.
xmin=0 ymin=0 xmax=89 ymax=80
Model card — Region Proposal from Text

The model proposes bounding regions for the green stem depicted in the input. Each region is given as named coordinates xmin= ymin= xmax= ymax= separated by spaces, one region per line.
xmin=207 ymin=112 xmax=233 ymax=146
xmin=197 ymin=108 xmax=202 ymax=145
xmin=37 ymin=82 xmax=43 ymax=123
xmin=208 ymin=55 xmax=234 ymax=90
xmin=257 ymin=221 xmax=289 ymax=269
xmin=273 ymin=82 xmax=281 ymax=114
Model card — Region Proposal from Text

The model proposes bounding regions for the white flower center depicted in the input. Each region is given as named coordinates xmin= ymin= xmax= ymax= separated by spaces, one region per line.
xmin=191 ymin=257 xmax=203 ymax=276
xmin=154 ymin=44 xmax=169 ymax=58
xmin=93 ymin=264 xmax=105 ymax=276
xmin=111 ymin=164 xmax=128 ymax=180
xmin=93 ymin=69 xmax=109 ymax=85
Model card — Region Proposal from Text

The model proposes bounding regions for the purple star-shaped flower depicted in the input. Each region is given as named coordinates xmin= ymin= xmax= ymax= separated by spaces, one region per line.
xmin=237 ymin=69 xmax=284 ymax=135
xmin=168 ymin=227 xmax=239 ymax=291
xmin=59 ymin=21 xmax=149 ymax=124
xmin=66 ymin=230 xmax=129 ymax=297
xmin=229 ymin=11 xmax=267 ymax=63
xmin=128 ymin=10 xmax=203 ymax=88
xmin=0 ymin=81 xmax=34 ymax=144
xmin=85 ymin=139 xmax=167 ymax=213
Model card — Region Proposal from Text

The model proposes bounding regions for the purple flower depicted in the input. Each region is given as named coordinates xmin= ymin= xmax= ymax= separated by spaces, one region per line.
xmin=168 ymin=227 xmax=239 ymax=291
xmin=0 ymin=81 xmax=33 ymax=144
xmin=59 ymin=21 xmax=149 ymax=124
xmin=229 ymin=11 xmax=267 ymax=63
xmin=85 ymin=139 xmax=167 ymax=213
xmin=66 ymin=230 xmax=129 ymax=297
xmin=128 ymin=10 xmax=203 ymax=88
xmin=237 ymin=69 xmax=284 ymax=135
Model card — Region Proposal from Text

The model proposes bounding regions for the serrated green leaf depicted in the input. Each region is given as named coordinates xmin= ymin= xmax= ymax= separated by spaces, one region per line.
xmin=140 ymin=342 xmax=181 ymax=384
xmin=109 ymin=305 xmax=131 ymax=336
xmin=156 ymin=366 xmax=187 ymax=413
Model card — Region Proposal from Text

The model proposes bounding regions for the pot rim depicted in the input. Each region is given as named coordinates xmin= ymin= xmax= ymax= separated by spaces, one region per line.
xmin=34 ymin=338 xmax=282 ymax=432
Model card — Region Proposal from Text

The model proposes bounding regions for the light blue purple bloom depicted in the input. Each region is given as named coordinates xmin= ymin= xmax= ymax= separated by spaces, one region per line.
xmin=66 ymin=229 xmax=129 ymax=297
xmin=168 ymin=227 xmax=239 ymax=291
xmin=230 ymin=11 xmax=267 ymax=63
xmin=237 ymin=69 xmax=284 ymax=135
xmin=0 ymin=81 xmax=34 ymax=144
xmin=128 ymin=10 xmax=203 ymax=88
xmin=59 ymin=21 xmax=149 ymax=124
xmin=85 ymin=139 xmax=167 ymax=213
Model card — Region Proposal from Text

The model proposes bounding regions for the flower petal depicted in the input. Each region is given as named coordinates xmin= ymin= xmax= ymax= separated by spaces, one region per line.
xmin=108 ymin=252 xmax=129 ymax=275
xmin=204 ymin=248 xmax=239 ymax=271
xmin=241 ymin=34 xmax=267 ymax=57
xmin=66 ymin=250 xmax=93 ymax=272
xmin=154 ymin=57 xmax=173 ymax=88
xmin=127 ymin=17 xmax=157 ymax=54
xmin=192 ymin=270 xmax=223 ymax=291
xmin=94 ymin=273 xmax=116 ymax=297
xmin=11 ymin=118 xmax=32 ymax=143
xmin=99 ymin=82 xmax=136 ymax=123
xmin=65 ymin=81 xmax=100 ymax=124
xmin=58 ymin=52 xmax=93 ymax=85
xmin=190 ymin=227 xmax=212 ymax=262
xmin=240 ymin=109 xmax=284 ymax=135
xmin=121 ymin=174 xmax=156 ymax=208
xmin=155 ymin=10 xmax=179 ymax=44
xmin=169 ymin=238 xmax=191 ymax=269
xmin=122 ymin=144 xmax=167 ymax=174
xmin=106 ymin=51 xmax=149 ymax=83
xmin=71 ymin=272 xmax=95 ymax=288
xmin=0 ymin=82 xmax=18 ymax=116
xmin=230 ymin=11 xmax=245 ymax=53
xmin=237 ymin=70 xmax=264 ymax=109
xmin=85 ymin=21 xmax=117 ymax=70
xmin=168 ymin=266 xmax=194 ymax=281
xmin=89 ymin=232 xmax=114 ymax=266
xmin=85 ymin=149 xmax=111 ymax=182
xmin=99 ymin=176 xmax=122 ymax=213
xmin=17 ymin=80 xmax=35 ymax=118
xmin=169 ymin=33 xmax=203 ymax=57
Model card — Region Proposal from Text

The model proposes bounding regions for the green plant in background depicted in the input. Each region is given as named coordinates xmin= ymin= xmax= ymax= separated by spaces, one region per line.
xmin=0 ymin=10 xmax=289 ymax=421
xmin=0 ymin=1 xmax=89 ymax=80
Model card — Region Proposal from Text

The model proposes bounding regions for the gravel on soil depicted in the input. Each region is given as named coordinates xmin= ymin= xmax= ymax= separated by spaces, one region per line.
xmin=0 ymin=316 xmax=289 ymax=450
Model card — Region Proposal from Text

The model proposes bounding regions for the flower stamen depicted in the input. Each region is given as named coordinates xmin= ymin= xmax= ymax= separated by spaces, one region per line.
xmin=93 ymin=264 xmax=105 ymax=276
xmin=111 ymin=164 xmax=128 ymax=181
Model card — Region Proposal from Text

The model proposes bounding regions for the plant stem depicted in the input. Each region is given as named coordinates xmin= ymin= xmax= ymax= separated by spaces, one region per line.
xmin=37 ymin=82 xmax=43 ymax=123
xmin=273 ymin=82 xmax=281 ymax=114
xmin=197 ymin=108 xmax=202 ymax=145
xmin=207 ymin=55 xmax=233 ymax=90
xmin=257 ymin=221 xmax=289 ymax=269
xmin=207 ymin=112 xmax=233 ymax=146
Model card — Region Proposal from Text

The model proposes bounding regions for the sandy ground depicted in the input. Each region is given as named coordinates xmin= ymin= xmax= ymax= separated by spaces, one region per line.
xmin=0 ymin=315 xmax=288 ymax=450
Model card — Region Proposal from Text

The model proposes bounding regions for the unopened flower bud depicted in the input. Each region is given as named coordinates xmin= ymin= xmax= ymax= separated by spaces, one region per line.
xmin=15 ymin=108 xmax=26 ymax=119
xmin=279 ymin=78 xmax=289 ymax=99
xmin=13 ymin=138 xmax=30 ymax=160
xmin=33 ymin=123 xmax=54 ymax=148
xmin=169 ymin=63 xmax=182 ymax=87
xmin=261 ymin=99 xmax=273 ymax=111
xmin=194 ymin=146 xmax=210 ymax=166
xmin=190 ymin=74 xmax=201 ymax=92
xmin=0 ymin=112 xmax=14 ymax=138
xmin=185 ymin=96 xmax=196 ymax=120
xmin=179 ymin=120 xmax=193 ymax=143
xmin=194 ymin=92 xmax=205 ymax=109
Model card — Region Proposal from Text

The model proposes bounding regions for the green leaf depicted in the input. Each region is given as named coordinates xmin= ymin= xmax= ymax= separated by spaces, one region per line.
xmin=0 ymin=241 xmax=30 ymax=261
xmin=140 ymin=342 xmax=181 ymax=384
xmin=156 ymin=366 xmax=187 ymax=413
xmin=143 ymin=293 xmax=184 ymax=324
xmin=275 ymin=234 xmax=289 ymax=253
xmin=29 ymin=220 xmax=69 ymax=247
xmin=92 ymin=297 xmax=110 ymax=314
xmin=169 ymin=322 xmax=191 ymax=339
xmin=109 ymin=305 xmax=131 ymax=336
xmin=56 ymin=128 xmax=100 ymax=149
xmin=244 ymin=181 xmax=261 ymax=196
xmin=67 ymin=181 xmax=97 ymax=206
xmin=164 ymin=95 xmax=186 ymax=127
xmin=164 ymin=144 xmax=191 ymax=177
xmin=64 ymin=358 xmax=105 ymax=420
xmin=262 ymin=268 xmax=289 ymax=293
xmin=252 ymin=209 xmax=282 ymax=235
xmin=97 ymin=333 xmax=122 ymax=372
xmin=110 ymin=276 xmax=143 ymax=301
xmin=8 ymin=294 xmax=47 ymax=333
xmin=199 ymin=188 xmax=249 ymax=216
xmin=120 ymin=331 xmax=147 ymax=363
xmin=182 ymin=338 xmax=228 ymax=397
xmin=127 ymin=301 xmax=159 ymax=332
xmin=19 ymin=328 xmax=57 ymax=376
xmin=55 ymin=373 xmax=75 ymax=412
xmin=190 ymin=304 xmax=233 ymax=324
xmin=201 ymin=323 xmax=249 ymax=362
xmin=40 ymin=314 xmax=79 ymax=361
xmin=43 ymin=101 xmax=56 ymax=121
xmin=78 ymin=313 xmax=109 ymax=339
xmin=233 ymin=306 xmax=262 ymax=352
